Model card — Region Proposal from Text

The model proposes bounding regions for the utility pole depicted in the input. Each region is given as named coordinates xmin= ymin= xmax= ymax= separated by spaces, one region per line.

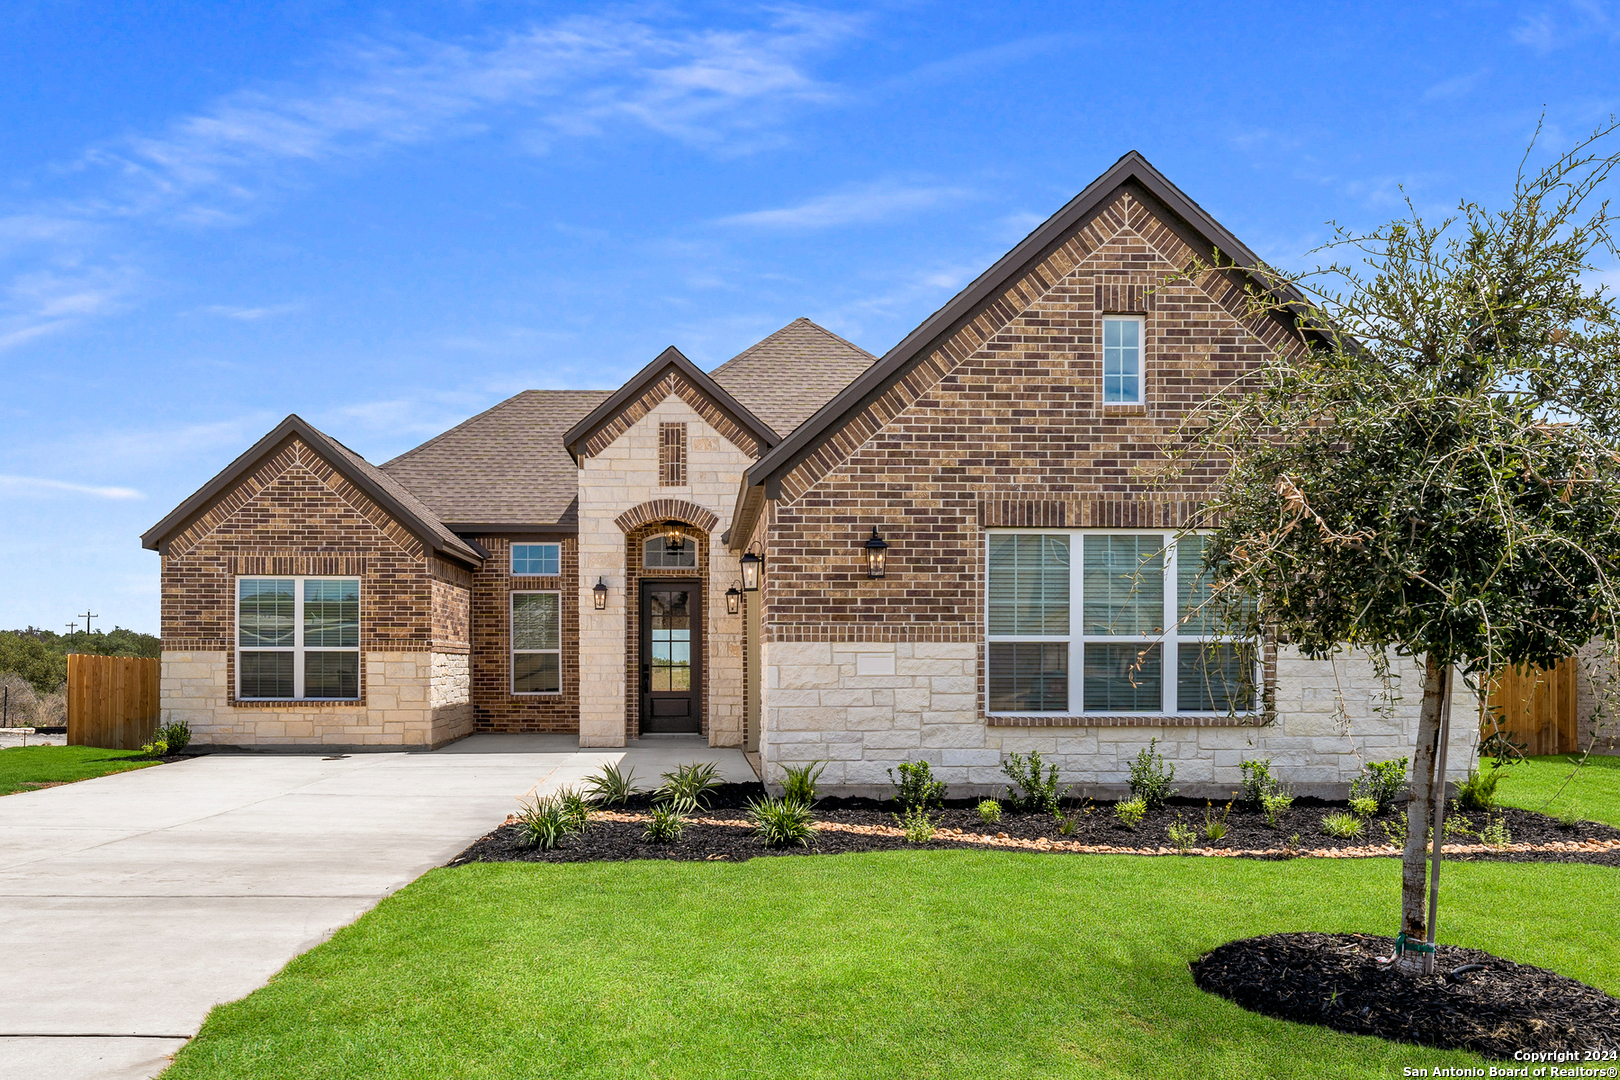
xmin=79 ymin=610 xmax=98 ymax=635
xmin=65 ymin=622 xmax=78 ymax=635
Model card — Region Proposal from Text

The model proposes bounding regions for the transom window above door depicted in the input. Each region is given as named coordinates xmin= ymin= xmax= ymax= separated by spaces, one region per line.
xmin=643 ymin=535 xmax=697 ymax=568
xmin=236 ymin=577 xmax=360 ymax=701
xmin=985 ymin=531 xmax=1255 ymax=715
xmin=511 ymin=543 xmax=560 ymax=576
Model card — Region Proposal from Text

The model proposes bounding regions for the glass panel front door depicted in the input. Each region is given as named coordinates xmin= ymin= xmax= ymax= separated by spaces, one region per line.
xmin=641 ymin=581 xmax=702 ymax=733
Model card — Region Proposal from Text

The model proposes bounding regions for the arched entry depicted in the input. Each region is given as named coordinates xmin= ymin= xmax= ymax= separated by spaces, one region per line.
xmin=618 ymin=501 xmax=717 ymax=738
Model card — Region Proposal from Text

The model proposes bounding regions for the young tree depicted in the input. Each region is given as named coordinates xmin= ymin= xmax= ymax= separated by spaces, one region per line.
xmin=1184 ymin=122 xmax=1620 ymax=973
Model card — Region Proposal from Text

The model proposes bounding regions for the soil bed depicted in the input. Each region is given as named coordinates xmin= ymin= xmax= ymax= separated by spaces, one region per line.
xmin=1192 ymin=932 xmax=1620 ymax=1058
xmin=448 ymin=785 xmax=1620 ymax=866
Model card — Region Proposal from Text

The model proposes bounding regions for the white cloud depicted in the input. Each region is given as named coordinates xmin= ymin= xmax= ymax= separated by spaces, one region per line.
xmin=0 ymin=475 xmax=144 ymax=500
xmin=717 ymin=179 xmax=971 ymax=230
xmin=1513 ymin=1 xmax=1617 ymax=53
xmin=200 ymin=302 xmax=304 ymax=321
xmin=1421 ymin=69 xmax=1491 ymax=102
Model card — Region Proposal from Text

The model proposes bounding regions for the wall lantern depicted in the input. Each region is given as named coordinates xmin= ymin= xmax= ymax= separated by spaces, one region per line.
xmin=725 ymin=582 xmax=742 ymax=616
xmin=593 ymin=576 xmax=608 ymax=611
xmin=739 ymin=544 xmax=764 ymax=592
xmin=864 ymin=527 xmax=889 ymax=579
xmin=662 ymin=520 xmax=685 ymax=554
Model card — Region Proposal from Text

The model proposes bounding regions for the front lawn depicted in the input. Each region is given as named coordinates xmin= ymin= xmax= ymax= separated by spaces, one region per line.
xmin=1492 ymin=752 xmax=1620 ymax=826
xmin=0 ymin=743 xmax=159 ymax=796
xmin=162 ymin=852 xmax=1617 ymax=1079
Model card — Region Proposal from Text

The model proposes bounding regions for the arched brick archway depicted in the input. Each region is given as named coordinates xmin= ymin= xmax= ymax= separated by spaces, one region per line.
xmin=614 ymin=499 xmax=719 ymax=535
xmin=623 ymin=517 xmax=711 ymax=741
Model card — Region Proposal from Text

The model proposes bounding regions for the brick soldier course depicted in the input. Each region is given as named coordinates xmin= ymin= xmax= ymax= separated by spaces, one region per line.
xmin=144 ymin=152 xmax=1480 ymax=791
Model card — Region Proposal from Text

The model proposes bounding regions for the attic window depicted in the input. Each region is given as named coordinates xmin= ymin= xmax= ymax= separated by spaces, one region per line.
xmin=1102 ymin=316 xmax=1144 ymax=405
xmin=660 ymin=423 xmax=687 ymax=486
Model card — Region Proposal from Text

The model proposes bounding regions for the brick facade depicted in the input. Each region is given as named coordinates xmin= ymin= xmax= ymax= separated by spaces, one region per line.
xmin=466 ymin=534 xmax=581 ymax=733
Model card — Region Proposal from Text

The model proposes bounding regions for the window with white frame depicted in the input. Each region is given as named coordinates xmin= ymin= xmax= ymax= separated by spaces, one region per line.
xmin=237 ymin=578 xmax=360 ymax=700
xmin=511 ymin=591 xmax=561 ymax=694
xmin=986 ymin=532 xmax=1254 ymax=714
xmin=1102 ymin=316 xmax=1144 ymax=404
xmin=511 ymin=543 xmax=560 ymax=576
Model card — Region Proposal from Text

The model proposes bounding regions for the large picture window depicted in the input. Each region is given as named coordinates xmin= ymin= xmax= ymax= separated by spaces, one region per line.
xmin=512 ymin=591 xmax=561 ymax=694
xmin=986 ymin=532 xmax=1254 ymax=715
xmin=237 ymin=577 xmax=360 ymax=700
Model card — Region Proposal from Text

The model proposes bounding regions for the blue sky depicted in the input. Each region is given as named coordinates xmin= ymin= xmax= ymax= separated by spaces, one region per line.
xmin=1 ymin=0 xmax=1616 ymax=634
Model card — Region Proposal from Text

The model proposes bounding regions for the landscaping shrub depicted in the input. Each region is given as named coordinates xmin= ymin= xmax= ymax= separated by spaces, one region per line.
xmin=894 ymin=805 xmax=937 ymax=844
xmin=1559 ymin=804 xmax=1583 ymax=829
xmin=556 ymin=787 xmax=592 ymax=833
xmin=1114 ymin=797 xmax=1146 ymax=829
xmin=747 ymin=797 xmax=817 ymax=848
xmin=1128 ymin=738 xmax=1177 ymax=812
xmin=1349 ymin=796 xmax=1380 ymax=818
xmin=782 ymin=760 xmax=826 ymax=806
xmin=1260 ymin=792 xmax=1294 ymax=828
xmin=1481 ymin=813 xmax=1512 ymax=849
xmin=1203 ymin=801 xmax=1231 ymax=841
xmin=1166 ymin=817 xmax=1197 ymax=852
xmin=1321 ymin=811 xmax=1364 ymax=840
xmin=887 ymin=760 xmax=946 ymax=810
xmin=1444 ymin=808 xmax=1475 ymax=839
xmin=975 ymin=799 xmax=1002 ymax=825
xmin=643 ymin=802 xmax=686 ymax=843
xmin=515 ymin=797 xmax=575 ymax=851
xmin=140 ymin=738 xmax=168 ymax=757
xmin=583 ymin=762 xmax=639 ymax=806
xmin=658 ymin=761 xmax=723 ymax=809
xmin=1349 ymin=758 xmax=1408 ymax=813
xmin=1456 ymin=767 xmax=1500 ymax=811
xmin=1239 ymin=758 xmax=1282 ymax=807
xmin=158 ymin=719 xmax=191 ymax=753
xmin=1001 ymin=751 xmax=1063 ymax=813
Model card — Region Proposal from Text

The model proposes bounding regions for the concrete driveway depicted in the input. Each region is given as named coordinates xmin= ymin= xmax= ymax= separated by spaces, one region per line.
xmin=0 ymin=734 xmax=754 ymax=1080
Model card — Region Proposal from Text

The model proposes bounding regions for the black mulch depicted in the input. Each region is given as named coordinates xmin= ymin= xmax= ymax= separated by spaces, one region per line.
xmin=446 ymin=784 xmax=1620 ymax=867
xmin=1192 ymin=932 xmax=1620 ymax=1058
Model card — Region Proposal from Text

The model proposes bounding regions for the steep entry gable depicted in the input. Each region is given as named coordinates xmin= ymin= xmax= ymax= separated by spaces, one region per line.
xmin=563 ymin=346 xmax=780 ymax=462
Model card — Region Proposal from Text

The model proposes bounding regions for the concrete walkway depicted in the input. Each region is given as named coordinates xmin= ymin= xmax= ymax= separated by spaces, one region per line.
xmin=0 ymin=734 xmax=753 ymax=1080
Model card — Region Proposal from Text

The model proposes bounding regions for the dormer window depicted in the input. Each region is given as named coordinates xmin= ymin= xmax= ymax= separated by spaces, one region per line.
xmin=1102 ymin=316 xmax=1144 ymax=405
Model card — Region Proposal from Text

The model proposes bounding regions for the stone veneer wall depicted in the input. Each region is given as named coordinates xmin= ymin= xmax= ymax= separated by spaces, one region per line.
xmin=761 ymin=641 xmax=1479 ymax=797
xmin=577 ymin=395 xmax=750 ymax=747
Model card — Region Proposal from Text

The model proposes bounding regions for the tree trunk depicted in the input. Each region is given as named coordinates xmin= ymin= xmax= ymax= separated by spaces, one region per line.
xmin=1396 ymin=652 xmax=1448 ymax=975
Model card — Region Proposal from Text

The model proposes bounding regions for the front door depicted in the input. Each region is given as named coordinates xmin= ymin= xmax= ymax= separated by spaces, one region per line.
xmin=640 ymin=580 xmax=702 ymax=733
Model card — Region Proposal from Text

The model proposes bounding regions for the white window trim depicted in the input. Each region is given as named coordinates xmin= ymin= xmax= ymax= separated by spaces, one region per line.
xmin=984 ymin=529 xmax=1256 ymax=717
xmin=511 ymin=590 xmax=562 ymax=696
xmin=235 ymin=576 xmax=361 ymax=701
xmin=510 ymin=542 xmax=561 ymax=577
xmin=1101 ymin=315 xmax=1146 ymax=406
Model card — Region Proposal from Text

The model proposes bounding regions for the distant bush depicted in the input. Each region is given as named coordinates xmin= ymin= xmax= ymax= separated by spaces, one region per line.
xmin=158 ymin=720 xmax=191 ymax=754
xmin=0 ymin=627 xmax=160 ymax=695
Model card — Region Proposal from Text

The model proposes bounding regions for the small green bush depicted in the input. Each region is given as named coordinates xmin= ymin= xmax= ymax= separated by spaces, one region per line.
xmin=583 ymin=761 xmax=639 ymax=806
xmin=1321 ymin=811 xmax=1364 ymax=840
xmin=887 ymin=760 xmax=946 ymax=809
xmin=1166 ymin=817 xmax=1197 ymax=853
xmin=643 ymin=802 xmax=686 ymax=843
xmin=1114 ymin=797 xmax=1147 ymax=829
xmin=158 ymin=720 xmax=191 ymax=753
xmin=1203 ymin=801 xmax=1231 ymax=841
xmin=748 ymin=797 xmax=817 ymax=848
xmin=658 ymin=761 xmax=723 ymax=809
xmin=1443 ymin=805 xmax=1475 ymax=839
xmin=1260 ymin=792 xmax=1294 ymax=828
xmin=1128 ymin=738 xmax=1177 ymax=812
xmin=1349 ymin=796 xmax=1380 ymax=818
xmin=1350 ymin=758 xmax=1408 ymax=813
xmin=976 ymin=799 xmax=1002 ymax=825
xmin=1455 ymin=767 xmax=1500 ymax=811
xmin=894 ymin=804 xmax=937 ymax=844
xmin=1001 ymin=751 xmax=1063 ymax=813
xmin=1480 ymin=813 xmax=1512 ymax=849
xmin=782 ymin=760 xmax=826 ymax=806
xmin=140 ymin=738 xmax=168 ymax=757
xmin=1558 ymin=804 xmax=1582 ymax=828
xmin=556 ymin=787 xmax=592 ymax=833
xmin=515 ymin=797 xmax=575 ymax=851
xmin=1239 ymin=758 xmax=1281 ymax=806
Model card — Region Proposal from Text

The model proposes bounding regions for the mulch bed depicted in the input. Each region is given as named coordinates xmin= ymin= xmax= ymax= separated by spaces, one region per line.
xmin=1192 ymin=932 xmax=1620 ymax=1058
xmin=448 ymin=784 xmax=1620 ymax=867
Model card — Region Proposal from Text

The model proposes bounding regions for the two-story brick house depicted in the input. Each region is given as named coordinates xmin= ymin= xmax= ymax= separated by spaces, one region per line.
xmin=143 ymin=152 xmax=1475 ymax=793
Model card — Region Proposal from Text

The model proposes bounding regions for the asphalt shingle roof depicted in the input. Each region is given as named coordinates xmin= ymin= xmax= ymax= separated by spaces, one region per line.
xmin=709 ymin=318 xmax=877 ymax=437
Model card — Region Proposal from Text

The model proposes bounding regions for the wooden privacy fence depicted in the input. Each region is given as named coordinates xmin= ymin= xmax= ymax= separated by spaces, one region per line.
xmin=1480 ymin=656 xmax=1578 ymax=758
xmin=67 ymin=654 xmax=160 ymax=750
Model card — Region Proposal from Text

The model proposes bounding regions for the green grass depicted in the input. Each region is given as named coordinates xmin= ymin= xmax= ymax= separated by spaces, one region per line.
xmin=162 ymin=852 xmax=1618 ymax=1080
xmin=0 ymin=743 xmax=159 ymax=796
xmin=1491 ymin=751 xmax=1620 ymax=826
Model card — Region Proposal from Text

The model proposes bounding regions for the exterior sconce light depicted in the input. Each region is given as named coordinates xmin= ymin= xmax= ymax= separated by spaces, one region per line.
xmin=593 ymin=577 xmax=608 ymax=611
xmin=725 ymin=582 xmax=741 ymax=616
xmin=739 ymin=544 xmax=763 ymax=592
xmin=864 ymin=527 xmax=889 ymax=579
xmin=662 ymin=520 xmax=685 ymax=554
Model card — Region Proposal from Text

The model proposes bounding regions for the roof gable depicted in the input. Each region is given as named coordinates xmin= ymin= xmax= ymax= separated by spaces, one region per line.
xmin=141 ymin=414 xmax=482 ymax=564
xmin=732 ymin=151 xmax=1324 ymax=526
xmin=563 ymin=346 xmax=779 ymax=462
xmin=709 ymin=318 xmax=876 ymax=436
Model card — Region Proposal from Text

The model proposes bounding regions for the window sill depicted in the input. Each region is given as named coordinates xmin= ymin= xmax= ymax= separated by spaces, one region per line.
xmin=231 ymin=698 xmax=364 ymax=709
xmin=987 ymin=713 xmax=1262 ymax=728
xmin=1101 ymin=403 xmax=1147 ymax=415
